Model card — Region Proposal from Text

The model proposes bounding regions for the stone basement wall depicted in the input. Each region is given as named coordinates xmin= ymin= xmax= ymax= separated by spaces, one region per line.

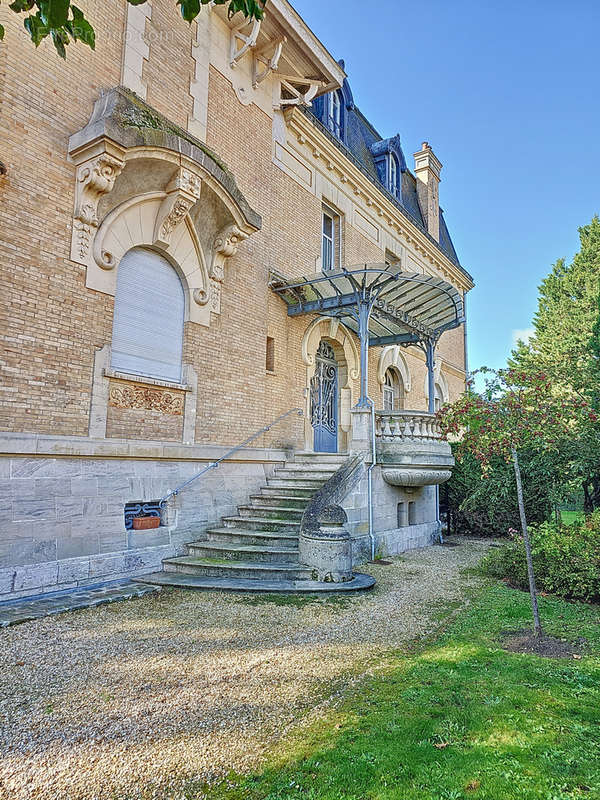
xmin=0 ymin=434 xmax=285 ymax=601
xmin=341 ymin=466 xmax=440 ymax=563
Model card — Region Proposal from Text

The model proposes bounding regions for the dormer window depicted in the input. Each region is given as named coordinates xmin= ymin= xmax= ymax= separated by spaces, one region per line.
xmin=325 ymin=91 xmax=342 ymax=138
xmin=389 ymin=154 xmax=400 ymax=198
xmin=370 ymin=135 xmax=406 ymax=203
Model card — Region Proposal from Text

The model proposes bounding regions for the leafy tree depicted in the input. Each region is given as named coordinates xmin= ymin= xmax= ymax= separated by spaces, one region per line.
xmin=439 ymin=367 xmax=594 ymax=637
xmin=445 ymin=447 xmax=557 ymax=537
xmin=0 ymin=0 xmax=266 ymax=58
xmin=510 ymin=216 xmax=600 ymax=511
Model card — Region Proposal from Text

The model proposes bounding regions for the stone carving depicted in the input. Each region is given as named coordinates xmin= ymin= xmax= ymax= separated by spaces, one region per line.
xmin=210 ymin=279 xmax=222 ymax=313
xmin=211 ymin=225 xmax=247 ymax=281
xmin=109 ymin=381 xmax=184 ymax=415
xmin=72 ymin=153 xmax=125 ymax=262
xmin=153 ymin=168 xmax=202 ymax=249
xmin=193 ymin=287 xmax=210 ymax=306
xmin=382 ymin=468 xmax=452 ymax=487
xmin=179 ymin=169 xmax=202 ymax=198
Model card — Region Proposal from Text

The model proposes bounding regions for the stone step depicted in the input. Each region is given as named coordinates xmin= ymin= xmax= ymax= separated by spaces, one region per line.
xmin=221 ymin=516 xmax=300 ymax=532
xmin=276 ymin=464 xmax=339 ymax=477
xmin=238 ymin=505 xmax=304 ymax=521
xmin=187 ymin=541 xmax=299 ymax=564
xmin=250 ymin=494 xmax=310 ymax=510
xmin=293 ymin=452 xmax=348 ymax=463
xmin=266 ymin=478 xmax=325 ymax=490
xmin=204 ymin=527 xmax=299 ymax=548
xmin=135 ymin=572 xmax=376 ymax=594
xmin=273 ymin=469 xmax=335 ymax=483
xmin=258 ymin=486 xmax=315 ymax=499
xmin=162 ymin=556 xmax=312 ymax=582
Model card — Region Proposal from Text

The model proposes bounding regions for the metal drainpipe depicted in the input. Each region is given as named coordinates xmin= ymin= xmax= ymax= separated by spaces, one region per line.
xmin=367 ymin=398 xmax=376 ymax=561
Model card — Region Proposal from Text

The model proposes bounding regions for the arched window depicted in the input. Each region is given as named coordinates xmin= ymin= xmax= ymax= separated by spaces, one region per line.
xmin=389 ymin=154 xmax=400 ymax=198
xmin=383 ymin=368 xmax=404 ymax=411
xmin=111 ymin=247 xmax=185 ymax=383
xmin=434 ymin=383 xmax=444 ymax=412
xmin=325 ymin=91 xmax=342 ymax=139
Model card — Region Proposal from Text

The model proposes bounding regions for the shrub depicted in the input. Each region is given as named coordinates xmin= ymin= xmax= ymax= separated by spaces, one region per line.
xmin=481 ymin=511 xmax=600 ymax=602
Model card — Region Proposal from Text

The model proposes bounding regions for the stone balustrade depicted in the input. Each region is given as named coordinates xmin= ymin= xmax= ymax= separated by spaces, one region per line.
xmin=375 ymin=410 xmax=442 ymax=443
xmin=374 ymin=409 xmax=453 ymax=488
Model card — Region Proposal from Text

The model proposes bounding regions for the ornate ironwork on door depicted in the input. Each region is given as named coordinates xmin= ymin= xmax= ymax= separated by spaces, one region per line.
xmin=311 ymin=340 xmax=338 ymax=452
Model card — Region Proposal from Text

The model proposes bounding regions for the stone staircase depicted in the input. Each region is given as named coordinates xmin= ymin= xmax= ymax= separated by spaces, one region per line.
xmin=137 ymin=452 xmax=375 ymax=593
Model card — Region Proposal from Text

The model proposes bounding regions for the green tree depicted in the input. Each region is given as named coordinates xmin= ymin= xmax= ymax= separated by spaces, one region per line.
xmin=439 ymin=368 xmax=593 ymax=637
xmin=510 ymin=216 xmax=600 ymax=511
xmin=0 ymin=0 xmax=266 ymax=58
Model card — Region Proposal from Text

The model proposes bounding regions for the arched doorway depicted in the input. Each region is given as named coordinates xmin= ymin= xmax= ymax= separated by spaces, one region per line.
xmin=311 ymin=340 xmax=338 ymax=452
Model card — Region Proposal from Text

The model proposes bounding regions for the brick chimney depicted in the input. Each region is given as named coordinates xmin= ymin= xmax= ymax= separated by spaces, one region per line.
xmin=413 ymin=142 xmax=442 ymax=242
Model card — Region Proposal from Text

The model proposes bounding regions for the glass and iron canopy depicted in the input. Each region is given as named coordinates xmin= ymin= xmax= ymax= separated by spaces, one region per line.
xmin=270 ymin=263 xmax=465 ymax=410
xmin=270 ymin=264 xmax=464 ymax=346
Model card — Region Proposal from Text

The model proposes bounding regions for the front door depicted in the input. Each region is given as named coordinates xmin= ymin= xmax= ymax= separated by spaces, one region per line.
xmin=311 ymin=340 xmax=338 ymax=452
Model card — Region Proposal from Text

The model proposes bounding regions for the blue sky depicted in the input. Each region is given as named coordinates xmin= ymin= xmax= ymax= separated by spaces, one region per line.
xmin=292 ymin=0 xmax=600 ymax=372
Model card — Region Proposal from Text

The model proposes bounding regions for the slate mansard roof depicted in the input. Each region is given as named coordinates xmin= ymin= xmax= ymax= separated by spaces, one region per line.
xmin=305 ymin=67 xmax=465 ymax=275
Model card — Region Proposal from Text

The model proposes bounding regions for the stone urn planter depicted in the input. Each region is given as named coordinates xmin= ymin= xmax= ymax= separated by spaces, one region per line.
xmin=132 ymin=516 xmax=160 ymax=530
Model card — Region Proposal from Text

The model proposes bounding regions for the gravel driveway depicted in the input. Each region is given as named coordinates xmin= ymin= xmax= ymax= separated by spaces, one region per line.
xmin=0 ymin=538 xmax=490 ymax=800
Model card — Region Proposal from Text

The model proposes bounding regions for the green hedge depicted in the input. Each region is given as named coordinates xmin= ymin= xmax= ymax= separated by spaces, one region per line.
xmin=482 ymin=511 xmax=600 ymax=603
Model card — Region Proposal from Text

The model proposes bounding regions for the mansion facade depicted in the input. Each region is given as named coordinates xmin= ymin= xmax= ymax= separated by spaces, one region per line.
xmin=0 ymin=0 xmax=473 ymax=598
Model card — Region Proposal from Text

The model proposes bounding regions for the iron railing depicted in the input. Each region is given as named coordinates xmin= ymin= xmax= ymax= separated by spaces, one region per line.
xmin=159 ymin=408 xmax=303 ymax=506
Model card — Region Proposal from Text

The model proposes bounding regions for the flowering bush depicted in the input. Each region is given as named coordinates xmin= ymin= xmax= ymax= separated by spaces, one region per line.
xmin=481 ymin=512 xmax=600 ymax=603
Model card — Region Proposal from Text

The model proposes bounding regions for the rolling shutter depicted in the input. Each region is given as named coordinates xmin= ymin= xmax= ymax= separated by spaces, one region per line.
xmin=111 ymin=247 xmax=185 ymax=383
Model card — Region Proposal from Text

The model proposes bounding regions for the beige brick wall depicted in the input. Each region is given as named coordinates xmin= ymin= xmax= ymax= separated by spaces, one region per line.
xmin=0 ymin=1 xmax=468 ymax=450
xmin=106 ymin=406 xmax=184 ymax=441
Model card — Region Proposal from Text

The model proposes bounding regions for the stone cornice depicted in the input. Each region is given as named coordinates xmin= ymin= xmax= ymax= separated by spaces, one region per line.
xmin=0 ymin=433 xmax=287 ymax=463
xmin=286 ymin=109 xmax=474 ymax=292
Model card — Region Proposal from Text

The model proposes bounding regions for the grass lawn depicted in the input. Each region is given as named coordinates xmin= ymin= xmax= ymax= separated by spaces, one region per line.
xmin=200 ymin=583 xmax=600 ymax=800
xmin=561 ymin=511 xmax=585 ymax=525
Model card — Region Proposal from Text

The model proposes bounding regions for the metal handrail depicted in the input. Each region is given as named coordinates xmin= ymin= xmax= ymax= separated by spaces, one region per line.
xmin=160 ymin=408 xmax=303 ymax=505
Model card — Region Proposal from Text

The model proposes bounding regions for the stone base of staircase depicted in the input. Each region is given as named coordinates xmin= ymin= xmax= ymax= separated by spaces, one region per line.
xmin=133 ymin=452 xmax=376 ymax=595
xmin=134 ymin=571 xmax=375 ymax=593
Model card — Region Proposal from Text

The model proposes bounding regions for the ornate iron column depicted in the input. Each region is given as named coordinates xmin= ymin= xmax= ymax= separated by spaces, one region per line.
xmin=426 ymin=339 xmax=436 ymax=414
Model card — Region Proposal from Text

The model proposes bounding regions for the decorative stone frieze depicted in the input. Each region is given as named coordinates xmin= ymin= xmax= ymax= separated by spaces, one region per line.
xmin=108 ymin=381 xmax=185 ymax=416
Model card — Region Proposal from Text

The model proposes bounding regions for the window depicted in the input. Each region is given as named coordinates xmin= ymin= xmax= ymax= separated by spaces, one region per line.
xmin=322 ymin=204 xmax=341 ymax=271
xmin=111 ymin=247 xmax=185 ymax=383
xmin=382 ymin=368 xmax=404 ymax=411
xmin=389 ymin=154 xmax=400 ymax=198
xmin=266 ymin=336 xmax=275 ymax=372
xmin=397 ymin=502 xmax=407 ymax=528
xmin=408 ymin=501 xmax=416 ymax=525
xmin=325 ymin=91 xmax=342 ymax=138
xmin=434 ymin=383 xmax=444 ymax=412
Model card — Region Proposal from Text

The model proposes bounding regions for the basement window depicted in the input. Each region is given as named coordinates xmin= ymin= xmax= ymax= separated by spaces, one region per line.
xmin=408 ymin=501 xmax=417 ymax=526
xmin=397 ymin=502 xmax=407 ymax=528
xmin=266 ymin=336 xmax=275 ymax=372
xmin=124 ymin=500 xmax=163 ymax=530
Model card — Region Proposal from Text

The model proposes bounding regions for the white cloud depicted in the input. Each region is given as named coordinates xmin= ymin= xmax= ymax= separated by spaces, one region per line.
xmin=511 ymin=327 xmax=535 ymax=348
